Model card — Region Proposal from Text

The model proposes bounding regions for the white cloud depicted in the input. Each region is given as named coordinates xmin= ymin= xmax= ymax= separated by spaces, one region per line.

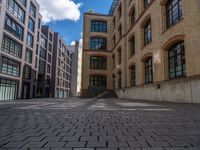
xmin=71 ymin=41 xmax=76 ymax=45
xmin=37 ymin=0 xmax=82 ymax=23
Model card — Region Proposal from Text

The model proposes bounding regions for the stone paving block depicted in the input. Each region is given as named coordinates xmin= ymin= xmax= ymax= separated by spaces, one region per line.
xmin=2 ymin=142 xmax=25 ymax=148
xmin=86 ymin=141 xmax=106 ymax=148
xmin=108 ymin=141 xmax=129 ymax=148
xmin=43 ymin=141 xmax=66 ymax=148
xmin=23 ymin=141 xmax=46 ymax=148
xmin=164 ymin=148 xmax=188 ymax=150
xmin=65 ymin=141 xmax=86 ymax=147
xmin=96 ymin=148 xmax=118 ymax=150
xmin=61 ymin=135 xmax=80 ymax=141
xmin=74 ymin=148 xmax=94 ymax=150
xmin=80 ymin=136 xmax=98 ymax=141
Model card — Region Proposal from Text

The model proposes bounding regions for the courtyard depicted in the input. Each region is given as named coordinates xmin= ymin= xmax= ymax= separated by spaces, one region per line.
xmin=0 ymin=98 xmax=200 ymax=150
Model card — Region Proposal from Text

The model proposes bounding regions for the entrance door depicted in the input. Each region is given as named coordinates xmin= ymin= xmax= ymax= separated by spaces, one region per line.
xmin=0 ymin=79 xmax=18 ymax=100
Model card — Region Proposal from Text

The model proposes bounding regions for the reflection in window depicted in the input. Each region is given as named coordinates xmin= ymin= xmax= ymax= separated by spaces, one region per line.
xmin=91 ymin=21 xmax=107 ymax=32
xmin=90 ymin=37 xmax=107 ymax=50
xmin=168 ymin=41 xmax=186 ymax=79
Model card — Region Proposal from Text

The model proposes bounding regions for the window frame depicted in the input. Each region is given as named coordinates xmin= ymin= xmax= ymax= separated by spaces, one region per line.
xmin=168 ymin=41 xmax=186 ymax=79
xmin=144 ymin=20 xmax=152 ymax=46
xmin=166 ymin=0 xmax=183 ymax=28
xmin=91 ymin=20 xmax=107 ymax=33
xmin=90 ymin=56 xmax=107 ymax=70
xmin=90 ymin=37 xmax=107 ymax=51
xmin=144 ymin=57 xmax=153 ymax=84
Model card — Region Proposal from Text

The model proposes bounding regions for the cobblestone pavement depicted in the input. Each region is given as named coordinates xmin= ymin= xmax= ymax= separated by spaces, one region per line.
xmin=0 ymin=98 xmax=200 ymax=150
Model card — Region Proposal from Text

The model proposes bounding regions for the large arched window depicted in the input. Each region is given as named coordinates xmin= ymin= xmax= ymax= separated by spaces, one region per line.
xmin=90 ymin=56 xmax=107 ymax=70
xmin=144 ymin=20 xmax=152 ymax=46
xmin=168 ymin=41 xmax=186 ymax=79
xmin=130 ymin=64 xmax=136 ymax=86
xmin=130 ymin=7 xmax=136 ymax=28
xmin=90 ymin=37 xmax=107 ymax=50
xmin=144 ymin=0 xmax=151 ymax=8
xmin=89 ymin=75 xmax=107 ymax=87
xmin=144 ymin=57 xmax=153 ymax=84
xmin=166 ymin=0 xmax=182 ymax=28
xmin=129 ymin=35 xmax=135 ymax=56
xmin=91 ymin=20 xmax=107 ymax=33
xmin=118 ymin=71 xmax=122 ymax=89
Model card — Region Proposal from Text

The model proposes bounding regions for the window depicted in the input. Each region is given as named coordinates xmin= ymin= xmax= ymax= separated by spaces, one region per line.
xmin=25 ymin=49 xmax=32 ymax=63
xmin=113 ymin=35 xmax=116 ymax=46
xmin=112 ymin=54 xmax=115 ymax=69
xmin=118 ymin=72 xmax=122 ymax=89
xmin=29 ymin=2 xmax=36 ymax=17
xmin=118 ymin=49 xmax=121 ymax=64
xmin=144 ymin=20 xmax=152 ymax=46
xmin=40 ymin=48 xmax=46 ymax=60
xmin=130 ymin=7 xmax=135 ymax=27
xmin=18 ymin=0 xmax=26 ymax=7
xmin=144 ymin=0 xmax=151 ymax=8
xmin=48 ymin=54 xmax=51 ymax=63
xmin=0 ymin=79 xmax=18 ymax=101
xmin=145 ymin=57 xmax=153 ymax=84
xmin=49 ymin=43 xmax=52 ymax=52
xmin=28 ymin=18 xmax=35 ymax=32
xmin=6 ymin=0 xmax=25 ymax=23
xmin=40 ymin=36 xmax=47 ymax=48
xmin=1 ymin=35 xmax=22 ymax=58
xmin=130 ymin=36 xmax=135 ymax=56
xmin=118 ymin=4 xmax=122 ymax=20
xmin=91 ymin=21 xmax=107 ymax=32
xmin=38 ymin=19 xmax=41 ymax=29
xmin=90 ymin=37 xmax=107 ymax=50
xmin=4 ymin=15 xmax=24 ymax=40
xmin=168 ymin=41 xmax=186 ymax=79
xmin=39 ymin=60 xmax=45 ymax=74
xmin=49 ymin=33 xmax=53 ymax=42
xmin=89 ymin=75 xmax=107 ymax=87
xmin=27 ymin=33 xmax=33 ymax=48
xmin=0 ymin=56 xmax=20 ymax=77
xmin=166 ymin=0 xmax=182 ymax=28
xmin=130 ymin=65 xmax=136 ymax=86
xmin=118 ymin=24 xmax=122 ymax=39
xmin=47 ymin=64 xmax=51 ymax=74
xmin=23 ymin=65 xmax=31 ymax=80
xmin=90 ymin=56 xmax=107 ymax=70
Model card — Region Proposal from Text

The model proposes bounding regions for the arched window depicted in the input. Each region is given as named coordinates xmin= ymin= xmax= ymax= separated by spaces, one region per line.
xmin=145 ymin=57 xmax=153 ymax=83
xmin=130 ymin=65 xmax=136 ymax=86
xmin=168 ymin=41 xmax=186 ymax=79
xmin=129 ymin=36 xmax=135 ymax=56
xmin=144 ymin=0 xmax=151 ymax=8
xmin=166 ymin=0 xmax=182 ymax=28
xmin=90 ymin=37 xmax=107 ymax=50
xmin=144 ymin=20 xmax=152 ymax=46
xmin=118 ymin=48 xmax=122 ymax=64
xmin=130 ymin=7 xmax=135 ymax=28
xmin=91 ymin=20 xmax=107 ymax=33
xmin=90 ymin=56 xmax=107 ymax=70
xmin=118 ymin=72 xmax=122 ymax=89
xmin=89 ymin=75 xmax=107 ymax=87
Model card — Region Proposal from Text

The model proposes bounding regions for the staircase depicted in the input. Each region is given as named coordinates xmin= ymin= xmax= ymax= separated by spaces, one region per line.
xmin=97 ymin=90 xmax=118 ymax=99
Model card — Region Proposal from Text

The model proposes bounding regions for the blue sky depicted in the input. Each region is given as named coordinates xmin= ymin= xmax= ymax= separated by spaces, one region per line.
xmin=41 ymin=0 xmax=113 ymax=45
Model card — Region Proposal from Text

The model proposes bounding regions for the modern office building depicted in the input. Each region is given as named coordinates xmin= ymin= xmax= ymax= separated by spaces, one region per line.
xmin=0 ymin=0 xmax=41 ymax=100
xmin=51 ymin=33 xmax=72 ymax=98
xmin=81 ymin=0 xmax=200 ymax=103
xmin=36 ymin=26 xmax=53 ymax=98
